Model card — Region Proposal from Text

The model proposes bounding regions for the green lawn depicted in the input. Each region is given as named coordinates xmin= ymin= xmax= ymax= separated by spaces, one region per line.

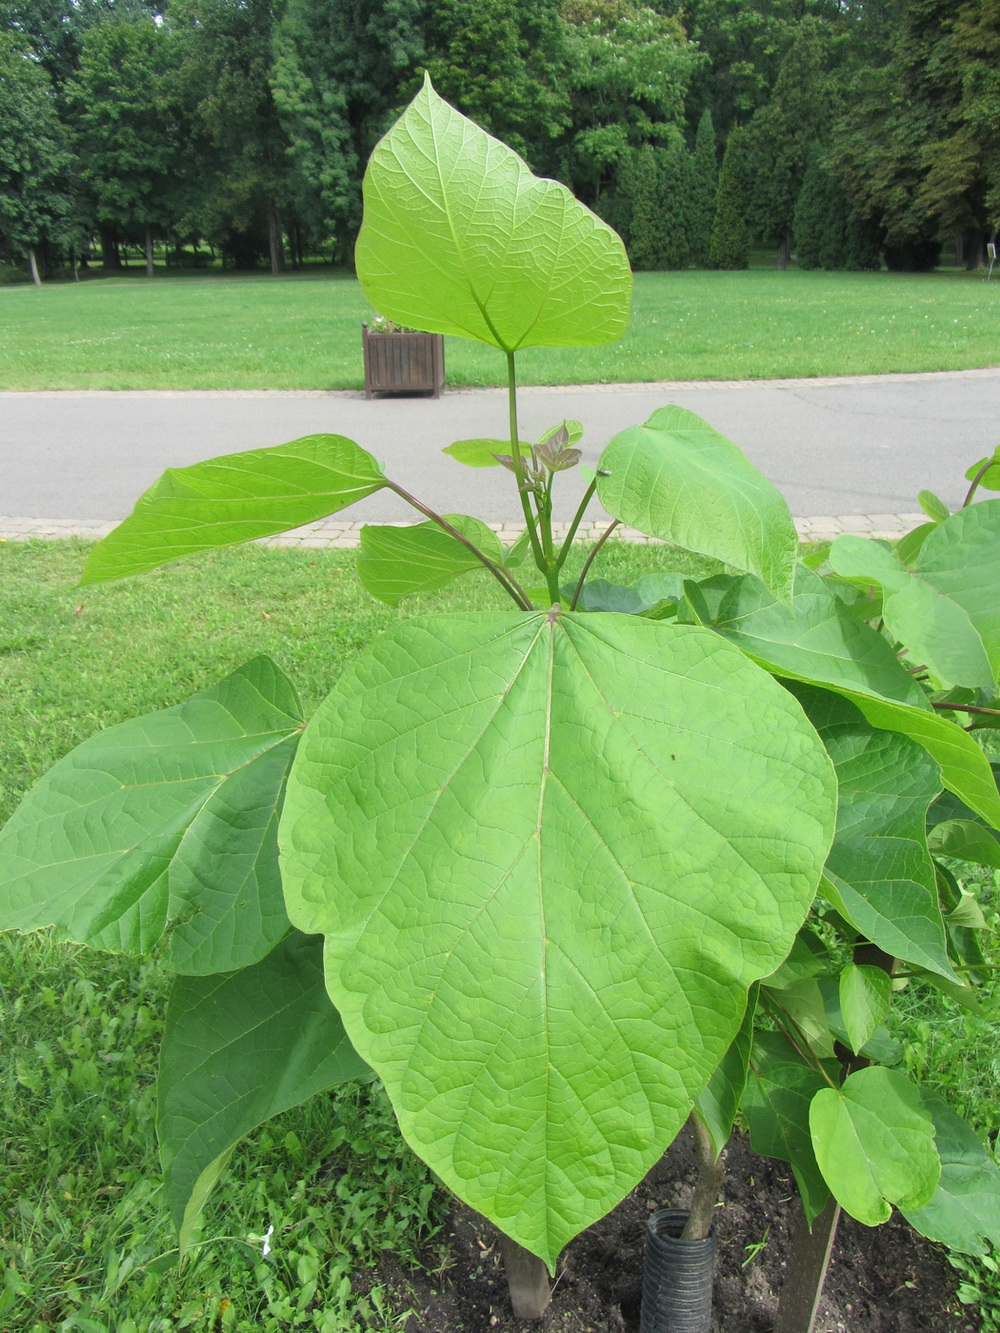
xmin=1 ymin=265 xmax=997 ymax=391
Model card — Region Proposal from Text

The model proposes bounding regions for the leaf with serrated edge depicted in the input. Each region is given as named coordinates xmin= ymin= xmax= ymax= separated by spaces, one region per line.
xmin=809 ymin=1067 xmax=940 ymax=1226
xmin=81 ymin=436 xmax=386 ymax=584
xmin=0 ymin=657 xmax=301 ymax=974
xmin=597 ymin=408 xmax=797 ymax=602
xmin=357 ymin=516 xmax=504 ymax=607
xmin=158 ymin=932 xmax=369 ymax=1246
xmin=356 ymin=76 xmax=630 ymax=352
xmin=280 ymin=611 xmax=836 ymax=1265
xmin=902 ymin=1092 xmax=1000 ymax=1255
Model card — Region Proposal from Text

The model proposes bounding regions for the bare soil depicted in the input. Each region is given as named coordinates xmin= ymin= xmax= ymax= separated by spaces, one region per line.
xmin=364 ymin=1129 xmax=979 ymax=1333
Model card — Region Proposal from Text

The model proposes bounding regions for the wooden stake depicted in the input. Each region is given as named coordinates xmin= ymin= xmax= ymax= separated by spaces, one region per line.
xmin=498 ymin=1232 xmax=551 ymax=1320
xmin=773 ymin=1195 xmax=841 ymax=1333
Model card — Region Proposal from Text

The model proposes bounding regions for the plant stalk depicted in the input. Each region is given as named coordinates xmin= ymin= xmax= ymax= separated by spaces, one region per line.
xmin=384 ymin=479 xmax=534 ymax=610
xmin=681 ymin=1113 xmax=726 ymax=1240
xmin=505 ymin=351 xmax=551 ymax=592
xmin=555 ymin=477 xmax=600 ymax=571
xmin=963 ymin=458 xmax=994 ymax=507
xmin=568 ymin=520 xmax=620 ymax=610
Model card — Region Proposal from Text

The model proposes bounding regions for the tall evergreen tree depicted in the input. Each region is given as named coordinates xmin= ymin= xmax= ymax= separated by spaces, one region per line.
xmin=688 ymin=107 xmax=717 ymax=266
xmin=707 ymin=125 xmax=750 ymax=269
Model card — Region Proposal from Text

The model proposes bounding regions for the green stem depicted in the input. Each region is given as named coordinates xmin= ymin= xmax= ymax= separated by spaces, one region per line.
xmin=384 ymin=480 xmax=533 ymax=610
xmin=555 ymin=477 xmax=600 ymax=572
xmin=505 ymin=351 xmax=549 ymax=586
xmin=569 ymin=520 xmax=620 ymax=611
xmin=963 ymin=458 xmax=994 ymax=507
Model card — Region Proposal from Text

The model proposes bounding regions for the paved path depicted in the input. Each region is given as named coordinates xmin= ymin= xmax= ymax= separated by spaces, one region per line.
xmin=2 ymin=368 xmax=997 ymax=544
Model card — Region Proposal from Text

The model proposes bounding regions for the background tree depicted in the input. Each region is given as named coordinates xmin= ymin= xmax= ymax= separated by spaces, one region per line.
xmin=68 ymin=17 xmax=180 ymax=274
xmin=707 ymin=124 xmax=751 ymax=269
xmin=688 ymin=106 xmax=718 ymax=265
xmin=0 ymin=30 xmax=72 ymax=280
xmin=272 ymin=0 xmax=425 ymax=264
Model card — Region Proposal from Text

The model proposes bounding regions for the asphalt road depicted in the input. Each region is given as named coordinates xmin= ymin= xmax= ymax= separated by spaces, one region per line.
xmin=2 ymin=369 xmax=998 ymax=523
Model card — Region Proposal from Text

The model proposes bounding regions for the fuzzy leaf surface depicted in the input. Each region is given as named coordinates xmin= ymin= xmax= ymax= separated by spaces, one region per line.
xmin=81 ymin=436 xmax=386 ymax=583
xmin=596 ymin=408 xmax=797 ymax=601
xmin=158 ymin=932 xmax=369 ymax=1246
xmin=810 ymin=1067 xmax=940 ymax=1226
xmin=280 ymin=612 xmax=836 ymax=1264
xmin=356 ymin=516 xmax=504 ymax=606
xmin=902 ymin=1093 xmax=1000 ymax=1255
xmin=356 ymin=77 xmax=630 ymax=352
xmin=0 ymin=658 xmax=301 ymax=973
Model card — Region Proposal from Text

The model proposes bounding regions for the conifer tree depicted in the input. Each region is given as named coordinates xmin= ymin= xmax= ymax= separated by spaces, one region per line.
xmin=708 ymin=125 xmax=750 ymax=269
xmin=688 ymin=107 xmax=717 ymax=266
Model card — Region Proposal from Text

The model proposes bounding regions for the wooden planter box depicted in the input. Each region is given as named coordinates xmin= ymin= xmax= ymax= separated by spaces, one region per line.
xmin=362 ymin=324 xmax=445 ymax=398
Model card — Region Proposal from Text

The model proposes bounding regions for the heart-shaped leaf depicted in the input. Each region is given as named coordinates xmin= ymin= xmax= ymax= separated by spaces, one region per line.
xmin=280 ymin=611 xmax=836 ymax=1264
xmin=443 ymin=438 xmax=534 ymax=468
xmin=158 ymin=932 xmax=369 ymax=1246
xmin=839 ymin=964 xmax=891 ymax=1054
xmin=597 ymin=407 xmax=798 ymax=602
xmin=81 ymin=436 xmax=386 ymax=584
xmin=0 ymin=658 xmax=301 ymax=973
xmin=355 ymin=76 xmax=631 ymax=352
xmin=810 ymin=1067 xmax=940 ymax=1226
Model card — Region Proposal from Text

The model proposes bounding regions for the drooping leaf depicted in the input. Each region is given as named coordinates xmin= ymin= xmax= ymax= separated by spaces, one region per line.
xmin=356 ymin=76 xmax=631 ymax=352
xmin=964 ymin=448 xmax=1000 ymax=492
xmin=902 ymin=1092 xmax=1000 ymax=1255
xmin=838 ymin=964 xmax=891 ymax=1054
xmin=443 ymin=439 xmax=534 ymax=468
xmin=928 ymin=819 xmax=1000 ymax=869
xmin=280 ymin=612 xmax=837 ymax=1265
xmin=789 ymin=685 xmax=955 ymax=980
xmin=81 ymin=437 xmax=387 ymax=584
xmin=829 ymin=524 xmax=997 ymax=690
xmin=158 ymin=932 xmax=369 ymax=1246
xmin=597 ymin=407 xmax=797 ymax=602
xmin=741 ymin=1030 xmax=832 ymax=1224
xmin=356 ymin=516 xmax=504 ymax=606
xmin=0 ymin=658 xmax=301 ymax=974
xmin=696 ymin=568 xmax=1000 ymax=828
xmin=809 ymin=1067 xmax=940 ymax=1226
xmin=570 ymin=573 xmax=686 ymax=615
xmin=695 ymin=986 xmax=757 ymax=1157
xmin=918 ymin=490 xmax=950 ymax=523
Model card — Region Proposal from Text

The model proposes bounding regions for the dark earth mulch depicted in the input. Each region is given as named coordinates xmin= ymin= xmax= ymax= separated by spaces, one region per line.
xmin=363 ymin=1128 xmax=979 ymax=1333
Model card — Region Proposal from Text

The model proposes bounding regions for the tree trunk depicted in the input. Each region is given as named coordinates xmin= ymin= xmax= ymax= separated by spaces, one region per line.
xmin=777 ymin=234 xmax=791 ymax=270
xmin=28 ymin=246 xmax=41 ymax=286
xmin=681 ymin=1113 xmax=726 ymax=1240
xmin=99 ymin=227 xmax=122 ymax=271
xmin=268 ymin=202 xmax=286 ymax=275
xmin=145 ymin=226 xmax=155 ymax=278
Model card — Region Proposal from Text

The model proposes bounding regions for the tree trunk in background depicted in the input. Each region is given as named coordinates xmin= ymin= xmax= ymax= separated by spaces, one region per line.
xmin=28 ymin=247 xmax=41 ymax=285
xmin=777 ymin=234 xmax=791 ymax=269
xmin=145 ymin=226 xmax=155 ymax=278
xmin=268 ymin=202 xmax=286 ymax=275
xmin=99 ymin=227 xmax=122 ymax=270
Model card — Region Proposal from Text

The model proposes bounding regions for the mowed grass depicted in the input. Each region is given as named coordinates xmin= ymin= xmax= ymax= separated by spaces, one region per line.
xmin=1 ymin=265 xmax=997 ymax=391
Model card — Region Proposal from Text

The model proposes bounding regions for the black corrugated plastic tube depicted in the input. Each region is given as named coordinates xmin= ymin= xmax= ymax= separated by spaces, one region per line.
xmin=639 ymin=1208 xmax=717 ymax=1333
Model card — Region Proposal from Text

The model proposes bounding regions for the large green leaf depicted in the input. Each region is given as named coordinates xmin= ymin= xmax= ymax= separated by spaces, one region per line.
xmin=902 ymin=1092 xmax=1000 ymax=1256
xmin=698 ymin=569 xmax=1000 ymax=828
xmin=81 ymin=436 xmax=386 ymax=584
xmin=809 ymin=1067 xmax=940 ymax=1226
xmin=356 ymin=516 xmax=505 ymax=607
xmin=790 ymin=686 xmax=955 ymax=981
xmin=916 ymin=500 xmax=1000 ymax=682
xmin=740 ymin=1030 xmax=832 ymax=1223
xmin=280 ymin=611 xmax=836 ymax=1265
xmin=355 ymin=77 xmax=630 ymax=352
xmin=158 ymin=932 xmax=369 ymax=1247
xmin=0 ymin=658 xmax=301 ymax=973
xmin=829 ymin=535 xmax=992 ymax=689
xmin=596 ymin=407 xmax=798 ymax=602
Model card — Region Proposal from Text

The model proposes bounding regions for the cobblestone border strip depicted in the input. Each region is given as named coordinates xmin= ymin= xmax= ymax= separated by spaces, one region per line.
xmin=0 ymin=514 xmax=925 ymax=547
